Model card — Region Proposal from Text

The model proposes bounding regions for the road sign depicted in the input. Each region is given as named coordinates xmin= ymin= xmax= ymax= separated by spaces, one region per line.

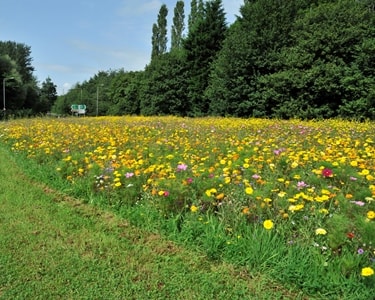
xmin=71 ymin=104 xmax=86 ymax=115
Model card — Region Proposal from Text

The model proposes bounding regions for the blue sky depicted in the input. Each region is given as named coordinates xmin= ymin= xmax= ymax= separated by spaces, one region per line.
xmin=0 ymin=0 xmax=243 ymax=95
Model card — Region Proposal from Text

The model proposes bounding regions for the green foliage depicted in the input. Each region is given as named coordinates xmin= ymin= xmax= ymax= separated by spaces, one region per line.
xmin=140 ymin=52 xmax=188 ymax=116
xmin=107 ymin=70 xmax=141 ymax=115
xmin=0 ymin=41 xmax=60 ymax=116
xmin=171 ymin=1 xmax=185 ymax=51
xmin=35 ymin=76 xmax=58 ymax=113
xmin=6 ymin=0 xmax=374 ymax=120
xmin=207 ymin=0 xmax=310 ymax=117
xmin=151 ymin=4 xmax=168 ymax=59
xmin=205 ymin=0 xmax=375 ymax=119
xmin=184 ymin=0 xmax=227 ymax=116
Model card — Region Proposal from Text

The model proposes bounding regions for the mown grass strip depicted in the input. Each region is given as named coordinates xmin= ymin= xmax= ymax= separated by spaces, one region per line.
xmin=0 ymin=146 xmax=311 ymax=300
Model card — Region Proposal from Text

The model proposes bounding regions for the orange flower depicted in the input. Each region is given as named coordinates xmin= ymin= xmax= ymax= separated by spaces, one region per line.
xmin=242 ymin=207 xmax=250 ymax=215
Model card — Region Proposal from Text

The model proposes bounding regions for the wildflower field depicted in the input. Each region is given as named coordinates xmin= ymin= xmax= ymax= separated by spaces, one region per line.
xmin=1 ymin=116 xmax=374 ymax=298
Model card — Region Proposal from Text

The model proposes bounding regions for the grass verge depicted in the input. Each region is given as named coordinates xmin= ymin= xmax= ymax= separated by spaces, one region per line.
xmin=0 ymin=146 xmax=311 ymax=299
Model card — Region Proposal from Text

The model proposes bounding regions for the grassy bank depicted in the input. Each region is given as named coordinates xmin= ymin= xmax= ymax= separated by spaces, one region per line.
xmin=0 ymin=145 xmax=308 ymax=299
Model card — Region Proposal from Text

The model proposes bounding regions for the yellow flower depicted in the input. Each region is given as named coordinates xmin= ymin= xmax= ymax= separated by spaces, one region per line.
xmin=205 ymin=188 xmax=217 ymax=197
xmin=263 ymin=219 xmax=274 ymax=230
xmin=359 ymin=169 xmax=370 ymax=176
xmin=245 ymin=187 xmax=254 ymax=195
xmin=288 ymin=204 xmax=304 ymax=212
xmin=190 ymin=205 xmax=198 ymax=213
xmin=114 ymin=182 xmax=122 ymax=187
xmin=315 ymin=228 xmax=327 ymax=235
xmin=361 ymin=267 xmax=374 ymax=277
xmin=367 ymin=210 xmax=375 ymax=219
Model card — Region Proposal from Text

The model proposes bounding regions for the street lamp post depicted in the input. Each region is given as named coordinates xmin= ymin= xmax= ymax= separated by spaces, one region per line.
xmin=2 ymin=77 xmax=14 ymax=119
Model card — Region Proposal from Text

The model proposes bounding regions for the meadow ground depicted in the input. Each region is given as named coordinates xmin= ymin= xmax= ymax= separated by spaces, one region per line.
xmin=0 ymin=145 xmax=309 ymax=299
xmin=0 ymin=116 xmax=374 ymax=299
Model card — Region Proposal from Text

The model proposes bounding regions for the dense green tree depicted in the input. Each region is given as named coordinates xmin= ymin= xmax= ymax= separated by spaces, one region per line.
xmin=256 ymin=0 xmax=375 ymax=119
xmin=171 ymin=1 xmax=185 ymax=51
xmin=140 ymin=51 xmax=188 ymax=116
xmin=188 ymin=0 xmax=204 ymax=32
xmin=184 ymin=0 xmax=227 ymax=116
xmin=206 ymin=0 xmax=310 ymax=117
xmin=0 ymin=41 xmax=34 ymax=83
xmin=35 ymin=77 xmax=57 ymax=113
xmin=151 ymin=4 xmax=168 ymax=59
xmin=108 ymin=70 xmax=142 ymax=115
xmin=0 ymin=41 xmax=40 ymax=115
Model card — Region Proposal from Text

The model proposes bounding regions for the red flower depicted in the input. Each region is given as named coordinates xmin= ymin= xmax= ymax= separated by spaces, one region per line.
xmin=322 ymin=168 xmax=333 ymax=178
xmin=347 ymin=232 xmax=355 ymax=239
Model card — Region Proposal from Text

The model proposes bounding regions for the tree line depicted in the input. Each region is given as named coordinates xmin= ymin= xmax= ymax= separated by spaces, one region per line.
xmin=2 ymin=0 xmax=375 ymax=120
xmin=0 ymin=41 xmax=57 ymax=118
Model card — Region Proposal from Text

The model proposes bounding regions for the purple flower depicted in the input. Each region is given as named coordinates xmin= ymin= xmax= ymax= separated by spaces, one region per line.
xmin=357 ymin=248 xmax=364 ymax=255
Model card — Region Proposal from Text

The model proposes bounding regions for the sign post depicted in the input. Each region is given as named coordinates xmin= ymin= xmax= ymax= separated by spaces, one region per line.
xmin=71 ymin=104 xmax=86 ymax=116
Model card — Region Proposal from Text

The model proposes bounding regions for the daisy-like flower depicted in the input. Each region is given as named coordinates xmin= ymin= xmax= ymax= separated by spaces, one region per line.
xmin=190 ymin=205 xmax=198 ymax=213
xmin=322 ymin=168 xmax=333 ymax=178
xmin=245 ymin=186 xmax=254 ymax=195
xmin=361 ymin=267 xmax=374 ymax=277
xmin=315 ymin=228 xmax=327 ymax=235
xmin=367 ymin=210 xmax=375 ymax=219
xmin=263 ymin=219 xmax=274 ymax=230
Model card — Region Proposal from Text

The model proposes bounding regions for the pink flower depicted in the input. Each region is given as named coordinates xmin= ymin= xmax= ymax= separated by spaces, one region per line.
xmin=163 ymin=191 xmax=170 ymax=197
xmin=186 ymin=177 xmax=193 ymax=184
xmin=350 ymin=201 xmax=365 ymax=206
xmin=177 ymin=163 xmax=188 ymax=171
xmin=297 ymin=181 xmax=308 ymax=190
xmin=322 ymin=168 xmax=333 ymax=178
xmin=125 ymin=172 xmax=134 ymax=178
